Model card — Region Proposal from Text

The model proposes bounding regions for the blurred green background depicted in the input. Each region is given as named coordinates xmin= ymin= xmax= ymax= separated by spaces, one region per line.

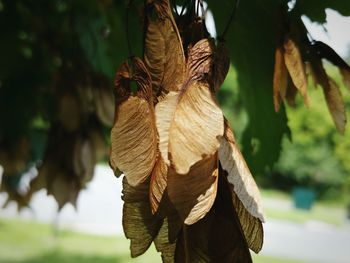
xmin=0 ymin=0 xmax=350 ymax=262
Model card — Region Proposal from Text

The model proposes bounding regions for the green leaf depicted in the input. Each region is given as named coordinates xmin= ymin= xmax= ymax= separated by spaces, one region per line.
xmin=208 ymin=0 xmax=290 ymax=175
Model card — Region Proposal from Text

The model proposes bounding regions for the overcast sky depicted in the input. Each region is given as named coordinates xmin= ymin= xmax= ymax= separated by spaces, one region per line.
xmin=302 ymin=9 xmax=350 ymax=58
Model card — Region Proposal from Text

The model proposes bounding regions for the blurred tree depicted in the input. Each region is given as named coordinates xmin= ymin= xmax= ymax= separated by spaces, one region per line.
xmin=258 ymin=66 xmax=350 ymax=200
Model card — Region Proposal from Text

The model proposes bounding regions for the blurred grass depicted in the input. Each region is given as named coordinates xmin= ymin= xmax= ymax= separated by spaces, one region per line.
xmin=261 ymin=189 xmax=347 ymax=226
xmin=265 ymin=205 xmax=346 ymax=226
xmin=0 ymin=218 xmax=307 ymax=263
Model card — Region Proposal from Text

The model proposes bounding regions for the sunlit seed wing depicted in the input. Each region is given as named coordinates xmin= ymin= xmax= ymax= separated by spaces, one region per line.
xmin=149 ymin=156 xmax=168 ymax=214
xmin=168 ymin=81 xmax=224 ymax=175
xmin=149 ymin=91 xmax=179 ymax=214
xmin=283 ymin=38 xmax=309 ymax=107
xmin=144 ymin=0 xmax=185 ymax=95
xmin=323 ymin=78 xmax=347 ymax=134
xmin=167 ymin=155 xmax=218 ymax=225
xmin=218 ymin=122 xmax=265 ymax=222
xmin=110 ymin=58 xmax=157 ymax=186
xmin=273 ymin=46 xmax=288 ymax=112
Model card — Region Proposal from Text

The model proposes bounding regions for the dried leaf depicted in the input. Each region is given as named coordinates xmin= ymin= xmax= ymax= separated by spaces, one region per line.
xmin=149 ymin=92 xmax=179 ymax=214
xmin=305 ymin=61 xmax=318 ymax=89
xmin=286 ymin=77 xmax=298 ymax=108
xmin=175 ymin=214 xmax=213 ymax=262
xmin=273 ymin=46 xmax=288 ymax=112
xmin=167 ymin=155 xmax=218 ymax=225
xmin=283 ymin=38 xmax=309 ymax=106
xmin=155 ymin=91 xmax=179 ymax=166
xmin=110 ymin=58 xmax=157 ymax=186
xmin=340 ymin=68 xmax=350 ymax=92
xmin=322 ymin=78 xmax=347 ymax=134
xmin=175 ymin=174 xmax=253 ymax=263
xmin=154 ymin=219 xmax=176 ymax=263
xmin=218 ymin=121 xmax=265 ymax=223
xmin=208 ymin=174 xmax=253 ymax=262
xmin=187 ymin=38 xmax=215 ymax=81
xmin=168 ymin=81 xmax=224 ymax=174
xmin=310 ymin=58 xmax=347 ymax=134
xmin=230 ymin=188 xmax=264 ymax=253
xmin=149 ymin=156 xmax=168 ymax=214
xmin=309 ymin=57 xmax=329 ymax=90
xmin=122 ymin=177 xmax=163 ymax=257
xmin=144 ymin=0 xmax=185 ymax=95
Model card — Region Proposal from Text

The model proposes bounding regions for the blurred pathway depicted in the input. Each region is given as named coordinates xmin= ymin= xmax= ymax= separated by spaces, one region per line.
xmin=1 ymin=165 xmax=350 ymax=263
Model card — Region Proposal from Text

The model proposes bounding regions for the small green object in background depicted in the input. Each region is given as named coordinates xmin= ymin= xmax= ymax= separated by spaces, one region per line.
xmin=292 ymin=187 xmax=316 ymax=210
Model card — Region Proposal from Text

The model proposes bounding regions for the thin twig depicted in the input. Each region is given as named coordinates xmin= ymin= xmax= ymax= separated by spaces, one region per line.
xmin=172 ymin=0 xmax=179 ymax=16
xmin=180 ymin=0 xmax=190 ymax=16
xmin=219 ymin=0 xmax=240 ymax=41
xmin=199 ymin=0 xmax=205 ymax=18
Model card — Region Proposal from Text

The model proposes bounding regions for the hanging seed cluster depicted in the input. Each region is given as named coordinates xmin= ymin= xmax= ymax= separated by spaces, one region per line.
xmin=110 ymin=0 xmax=264 ymax=262
xmin=273 ymin=9 xmax=350 ymax=134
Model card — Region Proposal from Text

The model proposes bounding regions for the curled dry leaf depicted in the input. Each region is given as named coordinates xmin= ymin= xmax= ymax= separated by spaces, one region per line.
xmin=167 ymin=155 xmax=218 ymax=225
xmin=322 ymin=78 xmax=347 ymax=134
xmin=283 ymin=38 xmax=309 ymax=107
xmin=110 ymin=58 xmax=157 ymax=186
xmin=218 ymin=121 xmax=265 ymax=222
xmin=187 ymin=38 xmax=215 ymax=81
xmin=273 ymin=46 xmax=288 ymax=112
xmin=212 ymin=43 xmax=230 ymax=91
xmin=168 ymin=81 xmax=224 ymax=175
xmin=144 ymin=0 xmax=185 ymax=95
xmin=122 ymin=177 xmax=163 ymax=257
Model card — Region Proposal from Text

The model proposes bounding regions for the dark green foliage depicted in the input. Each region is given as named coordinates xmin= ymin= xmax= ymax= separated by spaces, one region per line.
xmin=208 ymin=0 xmax=290 ymax=175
